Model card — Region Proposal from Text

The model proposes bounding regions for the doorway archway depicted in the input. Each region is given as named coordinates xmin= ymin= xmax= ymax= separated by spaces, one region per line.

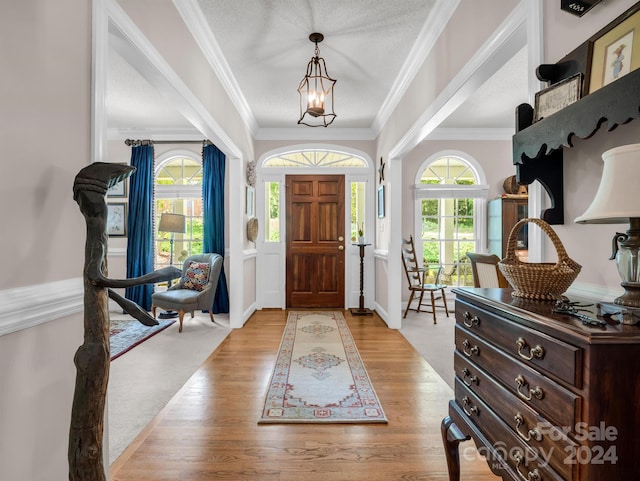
xmin=257 ymin=145 xmax=374 ymax=309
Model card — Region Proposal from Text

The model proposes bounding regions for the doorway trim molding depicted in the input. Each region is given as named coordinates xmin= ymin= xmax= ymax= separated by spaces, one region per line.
xmin=256 ymin=144 xmax=375 ymax=310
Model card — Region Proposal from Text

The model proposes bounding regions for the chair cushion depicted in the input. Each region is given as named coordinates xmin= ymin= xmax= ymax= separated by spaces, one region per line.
xmin=152 ymin=289 xmax=200 ymax=310
xmin=181 ymin=261 xmax=210 ymax=291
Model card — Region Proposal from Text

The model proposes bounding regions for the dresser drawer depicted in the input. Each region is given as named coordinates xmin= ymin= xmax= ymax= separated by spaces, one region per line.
xmin=453 ymin=379 xmax=566 ymax=481
xmin=456 ymin=298 xmax=582 ymax=387
xmin=455 ymin=352 xmax=578 ymax=480
xmin=455 ymin=324 xmax=581 ymax=431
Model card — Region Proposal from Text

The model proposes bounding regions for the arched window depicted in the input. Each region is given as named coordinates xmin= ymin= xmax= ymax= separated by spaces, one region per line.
xmin=154 ymin=155 xmax=203 ymax=269
xmin=414 ymin=153 xmax=488 ymax=287
xmin=263 ymin=149 xmax=367 ymax=168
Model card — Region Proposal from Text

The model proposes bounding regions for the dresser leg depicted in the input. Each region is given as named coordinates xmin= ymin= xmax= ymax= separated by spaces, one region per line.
xmin=441 ymin=416 xmax=469 ymax=481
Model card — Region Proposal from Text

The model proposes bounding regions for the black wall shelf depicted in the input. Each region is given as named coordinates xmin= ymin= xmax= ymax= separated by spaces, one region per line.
xmin=511 ymin=67 xmax=640 ymax=225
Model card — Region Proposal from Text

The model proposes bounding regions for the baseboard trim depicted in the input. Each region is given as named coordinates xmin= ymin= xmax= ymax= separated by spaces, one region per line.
xmin=374 ymin=302 xmax=393 ymax=328
xmin=242 ymin=304 xmax=256 ymax=327
xmin=0 ymin=278 xmax=84 ymax=337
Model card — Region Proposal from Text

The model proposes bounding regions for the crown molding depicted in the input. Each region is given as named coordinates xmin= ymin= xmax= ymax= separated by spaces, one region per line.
xmin=254 ymin=127 xmax=377 ymax=141
xmin=389 ymin=1 xmax=528 ymax=159
xmin=0 ymin=278 xmax=84 ymax=337
xmin=173 ymin=0 xmax=259 ymax=137
xmin=107 ymin=127 xmax=204 ymax=141
xmin=427 ymin=127 xmax=514 ymax=141
xmin=372 ymin=0 xmax=462 ymax=134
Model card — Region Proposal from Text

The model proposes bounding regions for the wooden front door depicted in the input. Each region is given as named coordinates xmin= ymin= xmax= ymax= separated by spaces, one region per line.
xmin=286 ymin=175 xmax=345 ymax=307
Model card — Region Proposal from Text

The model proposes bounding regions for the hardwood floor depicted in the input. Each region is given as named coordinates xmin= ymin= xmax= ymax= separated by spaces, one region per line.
xmin=110 ymin=309 xmax=496 ymax=481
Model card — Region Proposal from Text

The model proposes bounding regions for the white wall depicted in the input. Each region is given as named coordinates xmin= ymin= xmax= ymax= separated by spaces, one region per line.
xmin=0 ymin=1 xmax=91 ymax=479
xmin=376 ymin=0 xmax=520 ymax=159
xmin=374 ymin=0 xmax=521 ymax=324
xmin=540 ymin=0 xmax=640 ymax=296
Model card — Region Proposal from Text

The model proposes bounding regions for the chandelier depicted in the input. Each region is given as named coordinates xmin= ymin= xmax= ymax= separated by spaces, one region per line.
xmin=297 ymin=33 xmax=337 ymax=127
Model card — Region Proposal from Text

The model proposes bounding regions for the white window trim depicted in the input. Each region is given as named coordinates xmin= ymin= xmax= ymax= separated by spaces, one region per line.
xmin=153 ymin=150 xmax=204 ymax=270
xmin=413 ymin=151 xmax=489 ymax=270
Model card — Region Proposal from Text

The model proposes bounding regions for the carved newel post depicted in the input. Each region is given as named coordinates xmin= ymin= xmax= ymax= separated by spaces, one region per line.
xmin=69 ymin=163 xmax=181 ymax=481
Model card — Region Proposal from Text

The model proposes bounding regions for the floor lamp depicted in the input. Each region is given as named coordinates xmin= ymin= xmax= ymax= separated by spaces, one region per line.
xmin=158 ymin=213 xmax=186 ymax=319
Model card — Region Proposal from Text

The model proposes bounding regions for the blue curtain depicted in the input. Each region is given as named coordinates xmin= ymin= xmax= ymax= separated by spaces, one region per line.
xmin=125 ymin=145 xmax=155 ymax=310
xmin=203 ymin=143 xmax=230 ymax=313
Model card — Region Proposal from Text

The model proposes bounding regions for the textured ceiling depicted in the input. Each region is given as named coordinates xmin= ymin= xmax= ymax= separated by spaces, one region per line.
xmin=106 ymin=0 xmax=527 ymax=135
xmin=196 ymin=0 xmax=438 ymax=128
xmin=108 ymin=48 xmax=190 ymax=130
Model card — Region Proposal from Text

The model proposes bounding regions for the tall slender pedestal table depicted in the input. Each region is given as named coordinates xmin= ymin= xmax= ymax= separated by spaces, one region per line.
xmin=350 ymin=243 xmax=373 ymax=316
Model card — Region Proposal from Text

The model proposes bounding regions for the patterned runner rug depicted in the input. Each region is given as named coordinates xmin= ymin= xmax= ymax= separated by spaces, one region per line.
xmin=259 ymin=311 xmax=387 ymax=423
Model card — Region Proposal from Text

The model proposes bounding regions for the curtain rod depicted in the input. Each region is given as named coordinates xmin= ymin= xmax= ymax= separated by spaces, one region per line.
xmin=124 ymin=139 xmax=213 ymax=146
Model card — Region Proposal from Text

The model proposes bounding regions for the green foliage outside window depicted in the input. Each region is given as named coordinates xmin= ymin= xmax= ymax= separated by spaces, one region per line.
xmin=266 ymin=182 xmax=280 ymax=242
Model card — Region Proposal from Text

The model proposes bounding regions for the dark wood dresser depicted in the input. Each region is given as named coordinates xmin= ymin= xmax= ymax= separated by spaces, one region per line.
xmin=442 ymin=288 xmax=640 ymax=481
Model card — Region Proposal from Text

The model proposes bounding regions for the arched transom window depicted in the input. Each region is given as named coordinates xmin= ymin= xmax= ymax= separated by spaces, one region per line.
xmin=421 ymin=156 xmax=477 ymax=185
xmin=263 ymin=149 xmax=367 ymax=168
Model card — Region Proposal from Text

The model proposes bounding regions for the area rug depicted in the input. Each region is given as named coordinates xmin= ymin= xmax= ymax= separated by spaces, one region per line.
xmin=259 ymin=311 xmax=387 ymax=423
xmin=109 ymin=317 xmax=175 ymax=360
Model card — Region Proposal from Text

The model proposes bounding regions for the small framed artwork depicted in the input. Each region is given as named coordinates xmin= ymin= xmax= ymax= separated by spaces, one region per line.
xmin=107 ymin=203 xmax=127 ymax=237
xmin=107 ymin=179 xmax=127 ymax=197
xmin=246 ymin=186 xmax=254 ymax=216
xmin=107 ymin=163 xmax=128 ymax=197
xmin=534 ymin=73 xmax=582 ymax=121
xmin=377 ymin=185 xmax=385 ymax=219
xmin=588 ymin=5 xmax=640 ymax=93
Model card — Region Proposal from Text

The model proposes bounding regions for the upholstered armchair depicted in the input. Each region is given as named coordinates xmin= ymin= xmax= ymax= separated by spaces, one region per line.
xmin=151 ymin=253 xmax=223 ymax=332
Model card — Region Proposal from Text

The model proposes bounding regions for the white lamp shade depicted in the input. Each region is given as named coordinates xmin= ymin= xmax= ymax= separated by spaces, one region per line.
xmin=575 ymin=143 xmax=640 ymax=224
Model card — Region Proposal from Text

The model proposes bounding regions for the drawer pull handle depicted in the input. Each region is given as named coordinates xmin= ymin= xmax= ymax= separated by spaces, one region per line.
xmin=461 ymin=396 xmax=478 ymax=417
xmin=463 ymin=311 xmax=480 ymax=328
xmin=461 ymin=368 xmax=478 ymax=387
xmin=515 ymin=375 xmax=544 ymax=401
xmin=513 ymin=450 xmax=541 ymax=481
xmin=516 ymin=337 xmax=545 ymax=360
xmin=462 ymin=339 xmax=479 ymax=357
xmin=514 ymin=413 xmax=543 ymax=442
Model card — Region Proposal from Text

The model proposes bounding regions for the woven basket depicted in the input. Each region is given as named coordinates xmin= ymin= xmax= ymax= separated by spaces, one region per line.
xmin=498 ymin=218 xmax=581 ymax=300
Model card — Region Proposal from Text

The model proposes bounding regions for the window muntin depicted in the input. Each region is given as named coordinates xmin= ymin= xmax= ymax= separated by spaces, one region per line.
xmin=154 ymin=157 xmax=203 ymax=269
xmin=420 ymin=156 xmax=476 ymax=185
xmin=263 ymin=150 xmax=366 ymax=168
xmin=419 ymin=157 xmax=478 ymax=287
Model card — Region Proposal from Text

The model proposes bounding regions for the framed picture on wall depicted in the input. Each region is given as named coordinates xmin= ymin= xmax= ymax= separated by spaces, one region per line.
xmin=107 ymin=203 xmax=127 ymax=237
xmin=377 ymin=185 xmax=385 ymax=218
xmin=107 ymin=163 xmax=128 ymax=197
xmin=534 ymin=73 xmax=582 ymax=121
xmin=588 ymin=4 xmax=640 ymax=93
xmin=107 ymin=179 xmax=127 ymax=197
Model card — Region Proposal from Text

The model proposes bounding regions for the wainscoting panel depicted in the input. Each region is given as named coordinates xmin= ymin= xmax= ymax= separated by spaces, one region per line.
xmin=0 ymin=277 xmax=84 ymax=336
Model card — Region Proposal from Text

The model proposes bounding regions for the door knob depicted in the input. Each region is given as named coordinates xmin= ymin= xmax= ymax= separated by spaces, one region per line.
xmin=338 ymin=236 xmax=344 ymax=241
xmin=338 ymin=245 xmax=344 ymax=251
